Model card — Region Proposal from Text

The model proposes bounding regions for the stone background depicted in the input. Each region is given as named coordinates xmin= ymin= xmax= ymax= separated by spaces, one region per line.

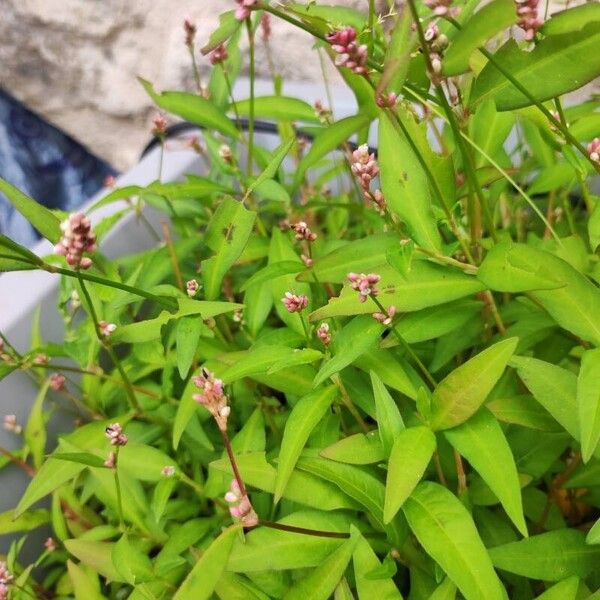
xmin=0 ymin=1 xmax=593 ymax=171
xmin=0 ymin=0 xmax=362 ymax=170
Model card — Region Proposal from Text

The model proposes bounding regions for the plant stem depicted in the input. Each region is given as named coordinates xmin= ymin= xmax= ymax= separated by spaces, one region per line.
xmin=161 ymin=220 xmax=184 ymax=291
xmin=76 ymin=273 xmax=141 ymax=414
xmin=333 ymin=374 xmax=370 ymax=434
xmin=246 ymin=18 xmax=256 ymax=177
xmin=371 ymin=296 xmax=438 ymax=389
xmin=0 ymin=446 xmax=35 ymax=476
xmin=221 ymin=428 xmax=248 ymax=497
xmin=114 ymin=447 xmax=125 ymax=529
xmin=257 ymin=520 xmax=350 ymax=539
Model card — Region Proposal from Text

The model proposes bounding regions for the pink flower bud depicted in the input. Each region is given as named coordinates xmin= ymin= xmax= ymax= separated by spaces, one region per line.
xmin=3 ymin=414 xmax=21 ymax=434
xmin=347 ymin=272 xmax=381 ymax=302
xmin=186 ymin=279 xmax=200 ymax=297
xmin=317 ymin=322 xmax=331 ymax=346
xmin=44 ymin=537 xmax=58 ymax=552
xmin=281 ymin=292 xmax=309 ymax=313
xmin=588 ymin=138 xmax=600 ymax=164
xmin=98 ymin=321 xmax=117 ymax=338
xmin=104 ymin=451 xmax=116 ymax=468
xmin=327 ymin=27 xmax=368 ymax=75
xmin=105 ymin=423 xmax=128 ymax=446
xmin=161 ymin=465 xmax=176 ymax=477
xmin=49 ymin=373 xmax=66 ymax=391
xmin=210 ymin=43 xmax=229 ymax=65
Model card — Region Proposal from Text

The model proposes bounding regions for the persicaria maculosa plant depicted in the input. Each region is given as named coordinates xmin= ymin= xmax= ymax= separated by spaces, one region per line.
xmin=1 ymin=0 xmax=600 ymax=598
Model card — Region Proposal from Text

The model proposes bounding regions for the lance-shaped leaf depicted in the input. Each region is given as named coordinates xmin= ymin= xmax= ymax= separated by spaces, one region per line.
xmin=0 ymin=177 xmax=61 ymax=242
xmin=577 ymin=349 xmax=600 ymax=462
xmin=203 ymin=197 xmax=256 ymax=299
xmin=384 ymin=426 xmax=436 ymax=524
xmin=429 ymin=337 xmax=518 ymax=430
xmin=64 ymin=540 xmax=126 ymax=582
xmin=320 ymin=431 xmax=385 ymax=465
xmin=370 ymin=370 xmax=405 ymax=457
xmin=378 ymin=112 xmax=442 ymax=252
xmin=471 ymin=23 xmax=600 ymax=110
xmin=353 ymin=535 xmax=403 ymax=599
xmin=245 ymin=137 xmax=296 ymax=198
xmin=201 ymin=10 xmax=241 ymax=54
xmin=67 ymin=560 xmax=106 ymax=600
xmin=444 ymin=408 xmax=527 ymax=536
xmin=139 ymin=78 xmax=240 ymax=138
xmin=176 ymin=315 xmax=203 ymax=378
xmin=234 ymin=96 xmax=320 ymax=123
xmin=478 ymin=242 xmax=600 ymax=346
xmin=403 ymin=482 xmax=505 ymax=600
xmin=274 ymin=385 xmax=338 ymax=503
xmin=443 ymin=0 xmax=517 ymax=76
xmin=489 ymin=529 xmax=600 ymax=580
xmin=534 ymin=577 xmax=579 ymax=600
xmin=284 ymin=528 xmax=359 ymax=600
xmin=174 ymin=525 xmax=240 ymax=599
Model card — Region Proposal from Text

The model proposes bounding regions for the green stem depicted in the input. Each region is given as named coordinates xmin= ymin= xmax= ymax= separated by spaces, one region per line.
xmin=76 ymin=274 xmax=141 ymax=414
xmin=114 ymin=446 xmax=125 ymax=529
xmin=371 ymin=296 xmax=437 ymax=389
xmin=368 ymin=0 xmax=376 ymax=51
xmin=246 ymin=19 xmax=256 ymax=177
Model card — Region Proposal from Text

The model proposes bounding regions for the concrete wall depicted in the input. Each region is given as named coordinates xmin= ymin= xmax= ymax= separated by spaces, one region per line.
xmin=0 ymin=0 xmax=364 ymax=170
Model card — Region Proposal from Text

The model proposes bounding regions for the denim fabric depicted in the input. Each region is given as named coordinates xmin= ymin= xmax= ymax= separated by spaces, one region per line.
xmin=0 ymin=88 xmax=117 ymax=247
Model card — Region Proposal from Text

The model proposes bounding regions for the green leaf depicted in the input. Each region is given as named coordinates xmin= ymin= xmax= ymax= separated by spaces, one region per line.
xmin=478 ymin=242 xmax=600 ymax=346
xmin=587 ymin=518 xmax=600 ymax=544
xmin=471 ymin=23 xmax=600 ymax=110
xmin=176 ymin=315 xmax=202 ymax=378
xmin=293 ymin=114 xmax=371 ymax=190
xmin=320 ymin=431 xmax=385 ymax=465
xmin=203 ymin=197 xmax=256 ymax=300
xmin=173 ymin=525 xmax=240 ymax=600
xmin=489 ymin=529 xmax=600 ymax=580
xmin=25 ymin=380 xmax=50 ymax=468
xmin=429 ymin=337 xmax=518 ymax=430
xmin=246 ymin=137 xmax=296 ymax=198
xmin=354 ymin=535 xmax=403 ymax=599
xmin=139 ymin=78 xmax=240 ymax=138
xmin=370 ymin=370 xmax=405 ymax=457
xmin=201 ymin=10 xmax=241 ymax=53
xmin=379 ymin=6 xmax=415 ymax=95
xmin=118 ymin=442 xmax=179 ymax=482
xmin=540 ymin=3 xmax=600 ymax=35
xmin=211 ymin=452 xmax=357 ymax=511
xmin=65 ymin=539 xmax=126 ymax=582
xmin=577 ymin=349 xmax=600 ymax=462
xmin=0 ymin=177 xmax=61 ymax=242
xmin=274 ymin=385 xmax=338 ymax=503
xmin=384 ymin=426 xmax=436 ymax=524
xmin=314 ymin=316 xmax=383 ymax=386
xmin=112 ymin=535 xmax=154 ymax=584
xmin=444 ymin=408 xmax=527 ymax=536
xmin=267 ymin=348 xmax=324 ymax=374
xmin=310 ymin=262 xmax=485 ymax=321
xmin=53 ymin=452 xmax=107 ymax=468
xmin=67 ymin=560 xmax=106 ymax=600
xmin=151 ymin=476 xmax=176 ymax=521
xmin=234 ymin=96 xmax=320 ymax=123
xmin=403 ymin=482 xmax=505 ymax=600
xmin=284 ymin=529 xmax=359 ymax=600
xmin=296 ymin=233 xmax=399 ymax=283
xmin=0 ymin=509 xmax=49 ymax=534
xmin=378 ymin=112 xmax=441 ymax=251
xmin=534 ymin=577 xmax=580 ymax=600
xmin=227 ymin=511 xmax=349 ymax=572
xmin=430 ymin=578 xmax=457 ymax=600
xmin=510 ymin=356 xmax=579 ymax=440
xmin=443 ymin=0 xmax=517 ymax=76
xmin=486 ymin=395 xmax=560 ymax=431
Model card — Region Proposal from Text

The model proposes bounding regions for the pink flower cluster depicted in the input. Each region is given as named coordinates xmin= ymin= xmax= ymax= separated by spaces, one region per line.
xmin=187 ymin=279 xmax=199 ymax=297
xmin=327 ymin=27 xmax=368 ymax=75
xmin=317 ymin=323 xmax=331 ymax=346
xmin=54 ymin=212 xmax=97 ymax=269
xmin=98 ymin=321 xmax=117 ymax=338
xmin=210 ymin=44 xmax=229 ymax=65
xmin=261 ymin=13 xmax=272 ymax=42
xmin=373 ymin=305 xmax=396 ymax=326
xmin=234 ymin=0 xmax=258 ymax=21
xmin=422 ymin=23 xmax=449 ymax=77
xmin=0 ymin=561 xmax=13 ymax=600
xmin=45 ymin=537 xmax=58 ymax=552
xmin=193 ymin=368 xmax=230 ymax=431
xmin=281 ymin=292 xmax=309 ymax=313
xmin=224 ymin=479 xmax=259 ymax=526
xmin=105 ymin=423 xmax=128 ymax=446
xmin=3 ymin=414 xmax=21 ymax=434
xmin=49 ymin=373 xmax=66 ymax=391
xmin=184 ymin=18 xmax=196 ymax=47
xmin=291 ymin=221 xmax=317 ymax=242
xmin=588 ymin=138 xmax=600 ymax=164
xmin=351 ymin=145 xmax=386 ymax=213
xmin=152 ymin=113 xmax=168 ymax=137
xmin=347 ymin=272 xmax=380 ymax=303
xmin=515 ymin=0 xmax=543 ymax=41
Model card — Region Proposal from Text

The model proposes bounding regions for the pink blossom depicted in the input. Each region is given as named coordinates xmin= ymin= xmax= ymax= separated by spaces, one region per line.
xmin=105 ymin=423 xmax=128 ymax=446
xmin=44 ymin=537 xmax=58 ymax=552
xmin=351 ymin=144 xmax=379 ymax=189
xmin=281 ymin=292 xmax=309 ymax=313
xmin=54 ymin=212 xmax=97 ymax=269
xmin=104 ymin=451 xmax=116 ymax=468
xmin=347 ymin=272 xmax=381 ymax=303
xmin=162 ymin=465 xmax=176 ymax=477
xmin=3 ymin=414 xmax=21 ymax=434
xmin=34 ymin=353 xmax=48 ymax=365
xmin=515 ymin=0 xmax=543 ymax=40
xmin=327 ymin=27 xmax=368 ymax=75
xmin=152 ymin=113 xmax=168 ymax=137
xmin=234 ymin=0 xmax=258 ymax=21
xmin=0 ymin=561 xmax=13 ymax=600
xmin=193 ymin=368 xmax=230 ymax=431
xmin=588 ymin=138 xmax=600 ymax=164
xmin=372 ymin=305 xmax=396 ymax=326
xmin=49 ymin=373 xmax=66 ymax=391
xmin=424 ymin=0 xmax=452 ymax=15
xmin=375 ymin=92 xmax=397 ymax=108
xmin=224 ymin=479 xmax=259 ymax=527
xmin=210 ymin=43 xmax=229 ymax=65
xmin=291 ymin=221 xmax=317 ymax=242
xmin=317 ymin=323 xmax=331 ymax=346
xmin=261 ymin=13 xmax=272 ymax=41
xmin=187 ymin=279 xmax=199 ymax=297
xmin=301 ymin=254 xmax=313 ymax=268
xmin=184 ymin=18 xmax=196 ymax=47
xmin=98 ymin=321 xmax=117 ymax=338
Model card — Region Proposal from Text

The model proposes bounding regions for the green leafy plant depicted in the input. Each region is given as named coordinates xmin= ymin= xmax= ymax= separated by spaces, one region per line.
xmin=1 ymin=0 xmax=600 ymax=598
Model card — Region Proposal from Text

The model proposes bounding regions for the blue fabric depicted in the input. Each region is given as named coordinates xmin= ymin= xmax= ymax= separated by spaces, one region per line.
xmin=0 ymin=88 xmax=117 ymax=247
